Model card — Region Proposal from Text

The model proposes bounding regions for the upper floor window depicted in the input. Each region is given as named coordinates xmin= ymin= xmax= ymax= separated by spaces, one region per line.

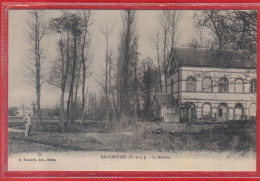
xmin=202 ymin=77 xmax=212 ymax=92
xmin=235 ymin=78 xmax=244 ymax=93
xmin=186 ymin=76 xmax=196 ymax=92
xmin=218 ymin=77 xmax=229 ymax=93
xmin=250 ymin=79 xmax=257 ymax=93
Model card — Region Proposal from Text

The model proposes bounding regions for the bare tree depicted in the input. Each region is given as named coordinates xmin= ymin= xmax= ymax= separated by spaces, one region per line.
xmin=79 ymin=10 xmax=93 ymax=123
xmin=193 ymin=10 xmax=228 ymax=50
xmin=100 ymin=22 xmax=115 ymax=131
xmin=150 ymin=29 xmax=162 ymax=93
xmin=168 ymin=11 xmax=181 ymax=48
xmin=196 ymin=27 xmax=204 ymax=48
xmin=26 ymin=10 xmax=48 ymax=128
xmin=159 ymin=10 xmax=181 ymax=93
xmin=108 ymin=52 xmax=120 ymax=121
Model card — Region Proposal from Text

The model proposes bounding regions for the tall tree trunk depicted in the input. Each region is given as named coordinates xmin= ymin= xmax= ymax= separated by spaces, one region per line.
xmin=80 ymin=10 xmax=92 ymax=123
xmin=156 ymin=46 xmax=162 ymax=93
xmin=81 ymin=62 xmax=86 ymax=121
xmin=163 ymin=29 xmax=168 ymax=93
xmin=81 ymin=36 xmax=86 ymax=123
xmin=67 ymin=91 xmax=71 ymax=122
xmin=36 ymin=81 xmax=42 ymax=126
xmin=121 ymin=10 xmax=131 ymax=121
xmin=74 ymin=68 xmax=80 ymax=120
xmin=66 ymin=30 xmax=71 ymax=122
xmin=60 ymin=34 xmax=66 ymax=132
xmin=35 ymin=12 xmax=42 ymax=127
xmin=74 ymin=61 xmax=82 ymax=120
xmin=69 ymin=32 xmax=78 ymax=124
xmin=105 ymin=34 xmax=109 ymax=132
xmin=134 ymin=60 xmax=138 ymax=122
xmin=60 ymin=91 xmax=65 ymax=132
xmin=81 ymin=87 xmax=88 ymax=125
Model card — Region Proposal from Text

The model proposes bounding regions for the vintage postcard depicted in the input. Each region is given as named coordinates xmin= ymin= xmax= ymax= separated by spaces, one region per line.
xmin=7 ymin=7 xmax=257 ymax=173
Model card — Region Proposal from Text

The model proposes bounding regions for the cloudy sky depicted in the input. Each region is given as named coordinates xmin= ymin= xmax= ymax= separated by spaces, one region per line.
xmin=8 ymin=10 xmax=196 ymax=108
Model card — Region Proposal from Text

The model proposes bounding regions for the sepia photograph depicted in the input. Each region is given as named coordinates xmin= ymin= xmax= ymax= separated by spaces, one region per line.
xmin=8 ymin=9 xmax=257 ymax=171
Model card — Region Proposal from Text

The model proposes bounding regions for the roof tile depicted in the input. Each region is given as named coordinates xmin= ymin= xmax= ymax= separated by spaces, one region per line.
xmin=172 ymin=47 xmax=256 ymax=69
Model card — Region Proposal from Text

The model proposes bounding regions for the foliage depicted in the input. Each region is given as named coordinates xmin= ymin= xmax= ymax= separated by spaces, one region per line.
xmin=48 ymin=11 xmax=93 ymax=130
xmin=193 ymin=10 xmax=257 ymax=54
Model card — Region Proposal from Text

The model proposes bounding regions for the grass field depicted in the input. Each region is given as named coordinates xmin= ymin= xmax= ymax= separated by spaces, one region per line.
xmin=8 ymin=119 xmax=256 ymax=155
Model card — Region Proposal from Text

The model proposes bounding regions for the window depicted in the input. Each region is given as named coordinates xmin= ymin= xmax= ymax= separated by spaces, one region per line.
xmin=186 ymin=77 xmax=196 ymax=92
xmin=218 ymin=77 xmax=229 ymax=93
xmin=219 ymin=109 xmax=223 ymax=117
xmin=250 ymin=79 xmax=257 ymax=93
xmin=202 ymin=103 xmax=211 ymax=117
xmin=234 ymin=103 xmax=243 ymax=120
xmin=235 ymin=79 xmax=244 ymax=93
xmin=218 ymin=103 xmax=229 ymax=121
xmin=171 ymin=79 xmax=174 ymax=94
xmin=202 ymin=77 xmax=212 ymax=92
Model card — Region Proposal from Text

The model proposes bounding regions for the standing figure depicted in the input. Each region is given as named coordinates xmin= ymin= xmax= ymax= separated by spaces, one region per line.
xmin=23 ymin=113 xmax=32 ymax=137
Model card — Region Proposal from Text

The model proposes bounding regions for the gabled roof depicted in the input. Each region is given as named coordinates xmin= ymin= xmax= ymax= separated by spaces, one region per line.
xmin=152 ymin=93 xmax=175 ymax=109
xmin=170 ymin=47 xmax=256 ymax=69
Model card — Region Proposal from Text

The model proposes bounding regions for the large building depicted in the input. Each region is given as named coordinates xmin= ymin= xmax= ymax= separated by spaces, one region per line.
xmin=153 ymin=47 xmax=257 ymax=122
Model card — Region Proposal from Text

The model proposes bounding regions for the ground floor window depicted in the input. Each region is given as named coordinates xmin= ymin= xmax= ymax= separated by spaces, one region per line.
xmin=218 ymin=103 xmax=229 ymax=121
xmin=202 ymin=103 xmax=211 ymax=118
xmin=234 ymin=103 xmax=244 ymax=120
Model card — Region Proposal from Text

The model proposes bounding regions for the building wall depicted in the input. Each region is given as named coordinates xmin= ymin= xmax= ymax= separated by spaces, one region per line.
xmin=178 ymin=66 xmax=256 ymax=120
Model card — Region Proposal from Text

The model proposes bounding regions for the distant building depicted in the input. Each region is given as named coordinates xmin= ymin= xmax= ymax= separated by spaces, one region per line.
xmin=16 ymin=106 xmax=33 ymax=117
xmin=153 ymin=47 xmax=256 ymax=122
xmin=8 ymin=105 xmax=34 ymax=117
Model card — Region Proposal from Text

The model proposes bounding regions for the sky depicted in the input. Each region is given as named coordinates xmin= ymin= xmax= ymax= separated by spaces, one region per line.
xmin=8 ymin=10 xmax=196 ymax=108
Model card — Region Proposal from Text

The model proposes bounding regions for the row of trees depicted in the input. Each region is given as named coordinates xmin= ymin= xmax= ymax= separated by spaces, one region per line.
xmin=26 ymin=10 xmax=93 ymax=131
xmin=48 ymin=11 xmax=93 ymax=131
xmin=25 ymin=10 xmax=257 ymax=132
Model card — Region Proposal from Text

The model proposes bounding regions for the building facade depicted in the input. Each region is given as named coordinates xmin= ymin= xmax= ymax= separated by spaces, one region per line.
xmin=156 ymin=47 xmax=257 ymax=122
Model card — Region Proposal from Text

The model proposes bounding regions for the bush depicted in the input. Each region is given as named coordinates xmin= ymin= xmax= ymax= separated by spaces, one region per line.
xmin=112 ymin=121 xmax=257 ymax=153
